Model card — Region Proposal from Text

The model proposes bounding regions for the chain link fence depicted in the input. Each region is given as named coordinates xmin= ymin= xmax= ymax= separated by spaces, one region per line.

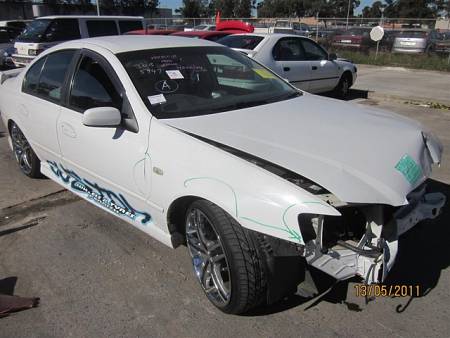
xmin=145 ymin=17 xmax=450 ymax=70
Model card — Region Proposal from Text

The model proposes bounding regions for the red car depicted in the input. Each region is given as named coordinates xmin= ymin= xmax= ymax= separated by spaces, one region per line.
xmin=170 ymin=30 xmax=236 ymax=41
xmin=126 ymin=29 xmax=180 ymax=36
xmin=331 ymin=28 xmax=371 ymax=51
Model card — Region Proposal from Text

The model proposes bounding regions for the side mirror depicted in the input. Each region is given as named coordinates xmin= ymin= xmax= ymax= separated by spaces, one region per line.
xmin=329 ymin=53 xmax=337 ymax=61
xmin=83 ymin=107 xmax=121 ymax=127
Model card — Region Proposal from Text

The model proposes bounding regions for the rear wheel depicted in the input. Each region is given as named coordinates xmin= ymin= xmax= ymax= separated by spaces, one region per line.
xmin=9 ymin=122 xmax=41 ymax=178
xmin=185 ymin=200 xmax=267 ymax=314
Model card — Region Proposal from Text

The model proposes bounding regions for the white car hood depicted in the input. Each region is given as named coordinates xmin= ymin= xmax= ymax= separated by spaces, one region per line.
xmin=163 ymin=93 xmax=440 ymax=206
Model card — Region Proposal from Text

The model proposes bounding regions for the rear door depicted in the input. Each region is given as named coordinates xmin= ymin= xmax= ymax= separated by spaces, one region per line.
xmin=19 ymin=49 xmax=76 ymax=163
xmin=56 ymin=49 xmax=153 ymax=227
xmin=271 ymin=37 xmax=311 ymax=91
xmin=299 ymin=38 xmax=339 ymax=93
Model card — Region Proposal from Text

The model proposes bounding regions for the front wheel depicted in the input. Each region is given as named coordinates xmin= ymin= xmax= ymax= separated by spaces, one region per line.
xmin=10 ymin=122 xmax=42 ymax=178
xmin=185 ymin=200 xmax=267 ymax=314
xmin=334 ymin=73 xmax=352 ymax=99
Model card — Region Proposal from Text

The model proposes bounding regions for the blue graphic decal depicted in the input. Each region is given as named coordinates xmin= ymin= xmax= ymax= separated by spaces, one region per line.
xmin=48 ymin=161 xmax=152 ymax=225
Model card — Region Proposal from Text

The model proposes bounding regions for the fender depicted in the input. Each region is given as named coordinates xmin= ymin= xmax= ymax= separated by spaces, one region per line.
xmin=152 ymin=121 xmax=340 ymax=245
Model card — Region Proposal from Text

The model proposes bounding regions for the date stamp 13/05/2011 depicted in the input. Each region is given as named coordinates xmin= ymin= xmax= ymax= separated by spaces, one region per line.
xmin=355 ymin=284 xmax=421 ymax=298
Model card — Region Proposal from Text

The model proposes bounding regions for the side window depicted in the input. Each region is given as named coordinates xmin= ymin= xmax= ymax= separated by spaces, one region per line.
xmin=36 ymin=50 xmax=76 ymax=102
xmin=118 ymin=20 xmax=143 ymax=34
xmin=22 ymin=57 xmax=46 ymax=94
xmin=300 ymin=39 xmax=327 ymax=61
xmin=69 ymin=56 xmax=122 ymax=112
xmin=272 ymin=38 xmax=305 ymax=61
xmin=44 ymin=19 xmax=81 ymax=42
xmin=86 ymin=21 xmax=119 ymax=37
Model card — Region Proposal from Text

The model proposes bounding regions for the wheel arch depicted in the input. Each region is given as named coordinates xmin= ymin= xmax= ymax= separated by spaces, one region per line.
xmin=341 ymin=69 xmax=353 ymax=86
xmin=167 ymin=195 xmax=203 ymax=247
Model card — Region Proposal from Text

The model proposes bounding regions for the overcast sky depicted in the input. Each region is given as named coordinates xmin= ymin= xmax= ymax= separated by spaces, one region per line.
xmin=158 ymin=0 xmax=374 ymax=16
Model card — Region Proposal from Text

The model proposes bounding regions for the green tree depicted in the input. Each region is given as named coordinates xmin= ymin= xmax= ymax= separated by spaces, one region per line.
xmin=178 ymin=0 xmax=204 ymax=17
xmin=209 ymin=0 xmax=255 ymax=17
xmin=384 ymin=0 xmax=437 ymax=18
xmin=362 ymin=0 xmax=383 ymax=17
xmin=257 ymin=0 xmax=360 ymax=18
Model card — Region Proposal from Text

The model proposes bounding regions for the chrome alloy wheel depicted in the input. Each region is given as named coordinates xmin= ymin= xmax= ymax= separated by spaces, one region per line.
xmin=10 ymin=123 xmax=33 ymax=175
xmin=186 ymin=208 xmax=232 ymax=307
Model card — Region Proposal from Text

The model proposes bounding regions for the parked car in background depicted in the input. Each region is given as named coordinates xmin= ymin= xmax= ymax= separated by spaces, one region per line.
xmin=269 ymin=20 xmax=311 ymax=37
xmin=218 ymin=33 xmax=357 ymax=97
xmin=429 ymin=31 xmax=450 ymax=54
xmin=12 ymin=15 xmax=143 ymax=67
xmin=0 ymin=35 xmax=445 ymax=315
xmin=392 ymin=30 xmax=433 ymax=53
xmin=0 ymin=23 xmax=27 ymax=69
xmin=171 ymin=30 xmax=235 ymax=41
xmin=331 ymin=27 xmax=397 ymax=53
xmin=331 ymin=28 xmax=371 ymax=52
xmin=0 ymin=46 xmax=15 ymax=69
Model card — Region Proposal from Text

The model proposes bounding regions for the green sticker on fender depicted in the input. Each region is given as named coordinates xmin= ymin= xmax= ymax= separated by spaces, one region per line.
xmin=395 ymin=154 xmax=422 ymax=184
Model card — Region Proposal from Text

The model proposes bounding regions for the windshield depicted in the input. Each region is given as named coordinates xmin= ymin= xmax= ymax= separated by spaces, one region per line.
xmin=217 ymin=35 xmax=264 ymax=50
xmin=118 ymin=46 xmax=300 ymax=119
xmin=16 ymin=19 xmax=50 ymax=42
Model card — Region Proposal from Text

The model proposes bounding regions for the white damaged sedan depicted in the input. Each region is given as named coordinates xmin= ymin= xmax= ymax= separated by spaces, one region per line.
xmin=0 ymin=36 xmax=446 ymax=314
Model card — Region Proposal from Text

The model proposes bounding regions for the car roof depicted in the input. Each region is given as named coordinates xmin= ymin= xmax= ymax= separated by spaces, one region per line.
xmin=126 ymin=29 xmax=179 ymax=35
xmin=227 ymin=33 xmax=312 ymax=39
xmin=171 ymin=31 xmax=229 ymax=37
xmin=58 ymin=35 xmax=220 ymax=54
xmin=36 ymin=15 xmax=143 ymax=20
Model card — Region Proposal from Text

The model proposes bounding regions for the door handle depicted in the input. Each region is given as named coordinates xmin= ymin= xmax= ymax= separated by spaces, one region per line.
xmin=312 ymin=66 xmax=318 ymax=70
xmin=61 ymin=122 xmax=76 ymax=138
xmin=283 ymin=67 xmax=290 ymax=71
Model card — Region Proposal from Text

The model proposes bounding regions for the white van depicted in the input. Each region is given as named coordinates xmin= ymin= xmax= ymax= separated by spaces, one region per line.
xmin=13 ymin=15 xmax=143 ymax=67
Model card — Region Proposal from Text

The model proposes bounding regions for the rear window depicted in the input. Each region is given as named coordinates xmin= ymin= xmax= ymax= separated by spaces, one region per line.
xmin=217 ymin=35 xmax=264 ymax=50
xmin=398 ymin=31 xmax=427 ymax=38
xmin=37 ymin=50 xmax=76 ymax=102
xmin=87 ymin=20 xmax=118 ymax=37
xmin=119 ymin=20 xmax=143 ymax=34
xmin=345 ymin=29 xmax=370 ymax=36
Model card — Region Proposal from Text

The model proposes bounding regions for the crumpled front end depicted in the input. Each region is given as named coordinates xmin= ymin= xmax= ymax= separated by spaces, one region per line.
xmin=303 ymin=183 xmax=446 ymax=284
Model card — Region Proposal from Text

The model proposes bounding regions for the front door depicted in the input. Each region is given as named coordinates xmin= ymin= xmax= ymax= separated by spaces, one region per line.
xmin=55 ymin=50 xmax=153 ymax=228
xmin=271 ymin=37 xmax=311 ymax=91
xmin=300 ymin=39 xmax=340 ymax=93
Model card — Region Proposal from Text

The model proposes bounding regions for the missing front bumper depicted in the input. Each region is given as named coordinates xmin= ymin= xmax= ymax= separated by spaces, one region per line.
xmin=304 ymin=188 xmax=446 ymax=284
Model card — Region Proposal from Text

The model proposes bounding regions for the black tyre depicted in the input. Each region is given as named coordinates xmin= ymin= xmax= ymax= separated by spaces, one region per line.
xmin=9 ymin=122 xmax=42 ymax=178
xmin=334 ymin=73 xmax=352 ymax=99
xmin=185 ymin=199 xmax=266 ymax=314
